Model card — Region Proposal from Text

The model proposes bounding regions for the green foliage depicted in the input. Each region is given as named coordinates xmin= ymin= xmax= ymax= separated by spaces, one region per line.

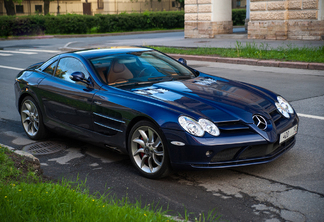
xmin=0 ymin=146 xmax=20 ymax=184
xmin=0 ymin=16 xmax=14 ymax=36
xmin=44 ymin=14 xmax=91 ymax=34
xmin=0 ymin=11 xmax=184 ymax=37
xmin=96 ymin=11 xmax=184 ymax=33
xmin=151 ymin=43 xmax=324 ymax=63
xmin=0 ymin=10 xmax=249 ymax=37
xmin=232 ymin=9 xmax=246 ymax=26
xmin=0 ymin=180 xmax=178 ymax=222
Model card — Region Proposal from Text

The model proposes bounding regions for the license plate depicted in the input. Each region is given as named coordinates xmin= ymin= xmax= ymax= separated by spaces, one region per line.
xmin=279 ymin=125 xmax=298 ymax=144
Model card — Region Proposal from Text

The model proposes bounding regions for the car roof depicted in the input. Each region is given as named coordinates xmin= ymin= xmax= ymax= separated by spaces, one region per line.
xmin=72 ymin=46 xmax=153 ymax=59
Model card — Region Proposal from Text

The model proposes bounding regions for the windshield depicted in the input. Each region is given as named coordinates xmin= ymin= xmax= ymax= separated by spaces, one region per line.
xmin=90 ymin=50 xmax=195 ymax=86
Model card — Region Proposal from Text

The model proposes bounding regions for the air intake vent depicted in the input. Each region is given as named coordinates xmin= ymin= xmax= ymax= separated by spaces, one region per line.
xmin=217 ymin=120 xmax=250 ymax=131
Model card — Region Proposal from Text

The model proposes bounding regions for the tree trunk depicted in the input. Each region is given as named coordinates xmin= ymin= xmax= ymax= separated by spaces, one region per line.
xmin=44 ymin=0 xmax=50 ymax=15
xmin=4 ymin=0 xmax=16 ymax=15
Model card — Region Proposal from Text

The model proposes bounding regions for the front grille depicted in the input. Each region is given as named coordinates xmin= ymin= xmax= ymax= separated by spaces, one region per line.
xmin=217 ymin=120 xmax=250 ymax=134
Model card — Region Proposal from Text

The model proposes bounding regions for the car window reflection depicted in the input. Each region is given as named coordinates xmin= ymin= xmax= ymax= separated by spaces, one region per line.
xmin=55 ymin=57 xmax=89 ymax=84
xmin=43 ymin=61 xmax=57 ymax=75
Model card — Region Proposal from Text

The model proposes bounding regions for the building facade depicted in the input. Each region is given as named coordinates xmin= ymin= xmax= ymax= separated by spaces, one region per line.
xmin=232 ymin=0 xmax=247 ymax=8
xmin=0 ymin=0 xmax=179 ymax=16
xmin=249 ymin=0 xmax=324 ymax=40
xmin=185 ymin=0 xmax=324 ymax=40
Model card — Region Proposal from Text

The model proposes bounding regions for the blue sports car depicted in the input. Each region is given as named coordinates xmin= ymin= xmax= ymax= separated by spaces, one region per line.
xmin=14 ymin=47 xmax=299 ymax=179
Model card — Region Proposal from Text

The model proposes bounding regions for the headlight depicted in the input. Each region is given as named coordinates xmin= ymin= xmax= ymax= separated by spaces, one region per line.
xmin=275 ymin=96 xmax=294 ymax=118
xmin=178 ymin=116 xmax=220 ymax=137
xmin=178 ymin=116 xmax=204 ymax=137
xmin=198 ymin=119 xmax=220 ymax=136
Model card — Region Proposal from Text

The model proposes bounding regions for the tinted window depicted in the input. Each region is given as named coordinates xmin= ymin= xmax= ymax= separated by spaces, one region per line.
xmin=55 ymin=57 xmax=89 ymax=84
xmin=90 ymin=50 xmax=195 ymax=86
xmin=43 ymin=61 xmax=57 ymax=75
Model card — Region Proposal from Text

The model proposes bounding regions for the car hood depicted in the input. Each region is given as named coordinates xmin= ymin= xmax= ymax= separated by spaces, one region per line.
xmin=130 ymin=75 xmax=277 ymax=124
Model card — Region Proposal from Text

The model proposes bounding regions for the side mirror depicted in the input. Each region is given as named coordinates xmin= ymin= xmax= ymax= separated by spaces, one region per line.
xmin=70 ymin=72 xmax=92 ymax=87
xmin=70 ymin=71 xmax=86 ymax=82
xmin=178 ymin=58 xmax=187 ymax=66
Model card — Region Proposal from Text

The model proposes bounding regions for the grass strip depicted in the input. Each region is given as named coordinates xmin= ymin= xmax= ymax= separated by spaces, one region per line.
xmin=0 ymin=145 xmax=222 ymax=222
xmin=151 ymin=42 xmax=324 ymax=63
xmin=0 ymin=182 xmax=174 ymax=222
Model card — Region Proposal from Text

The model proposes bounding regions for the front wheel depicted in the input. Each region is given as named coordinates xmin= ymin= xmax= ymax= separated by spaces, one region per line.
xmin=20 ymin=96 xmax=48 ymax=140
xmin=128 ymin=121 xmax=170 ymax=179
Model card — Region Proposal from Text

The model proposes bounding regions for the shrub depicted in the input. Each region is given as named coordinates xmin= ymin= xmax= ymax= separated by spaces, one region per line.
xmin=0 ymin=10 xmax=246 ymax=37
xmin=96 ymin=11 xmax=184 ymax=33
xmin=0 ymin=16 xmax=14 ymax=37
xmin=44 ymin=14 xmax=89 ymax=34
xmin=232 ymin=9 xmax=246 ymax=26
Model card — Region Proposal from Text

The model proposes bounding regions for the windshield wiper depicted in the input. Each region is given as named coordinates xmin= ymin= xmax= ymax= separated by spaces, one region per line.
xmin=148 ymin=76 xmax=173 ymax=81
xmin=173 ymin=76 xmax=192 ymax=80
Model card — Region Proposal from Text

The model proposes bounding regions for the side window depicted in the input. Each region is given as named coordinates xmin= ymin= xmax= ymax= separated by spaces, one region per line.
xmin=43 ymin=61 xmax=57 ymax=75
xmin=54 ymin=57 xmax=89 ymax=84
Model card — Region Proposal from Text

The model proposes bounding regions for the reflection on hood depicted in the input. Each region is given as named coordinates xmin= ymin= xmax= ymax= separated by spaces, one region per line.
xmin=131 ymin=77 xmax=275 ymax=123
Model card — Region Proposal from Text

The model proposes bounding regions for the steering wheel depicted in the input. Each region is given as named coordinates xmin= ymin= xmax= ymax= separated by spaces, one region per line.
xmin=138 ymin=67 xmax=154 ymax=77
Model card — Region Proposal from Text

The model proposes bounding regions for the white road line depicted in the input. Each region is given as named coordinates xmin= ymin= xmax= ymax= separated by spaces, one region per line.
xmin=0 ymin=65 xmax=24 ymax=71
xmin=0 ymin=50 xmax=37 ymax=55
xmin=19 ymin=49 xmax=61 ymax=53
xmin=298 ymin=113 xmax=324 ymax=120
xmin=0 ymin=53 xmax=13 ymax=56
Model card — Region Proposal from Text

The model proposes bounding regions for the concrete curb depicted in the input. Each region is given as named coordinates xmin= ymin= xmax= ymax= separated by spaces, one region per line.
xmin=168 ymin=54 xmax=324 ymax=70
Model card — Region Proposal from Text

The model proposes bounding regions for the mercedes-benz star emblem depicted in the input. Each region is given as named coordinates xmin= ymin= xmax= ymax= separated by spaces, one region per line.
xmin=252 ymin=115 xmax=267 ymax=130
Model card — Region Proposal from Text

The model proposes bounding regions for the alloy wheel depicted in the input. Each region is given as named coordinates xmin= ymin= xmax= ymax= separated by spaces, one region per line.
xmin=130 ymin=125 xmax=165 ymax=174
xmin=21 ymin=99 xmax=39 ymax=137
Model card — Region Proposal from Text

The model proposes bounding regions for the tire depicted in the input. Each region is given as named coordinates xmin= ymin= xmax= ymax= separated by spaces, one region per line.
xmin=20 ymin=96 xmax=48 ymax=140
xmin=128 ymin=120 xmax=170 ymax=179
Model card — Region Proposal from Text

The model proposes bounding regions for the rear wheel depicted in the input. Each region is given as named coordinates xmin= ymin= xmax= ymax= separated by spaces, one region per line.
xmin=20 ymin=96 xmax=48 ymax=140
xmin=128 ymin=121 xmax=170 ymax=179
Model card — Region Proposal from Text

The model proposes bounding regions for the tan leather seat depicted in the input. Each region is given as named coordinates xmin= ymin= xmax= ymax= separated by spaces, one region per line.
xmin=96 ymin=67 xmax=108 ymax=83
xmin=107 ymin=59 xmax=133 ymax=84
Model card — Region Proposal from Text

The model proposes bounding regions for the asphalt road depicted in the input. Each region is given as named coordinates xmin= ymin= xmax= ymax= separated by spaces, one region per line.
xmin=1 ymin=34 xmax=324 ymax=221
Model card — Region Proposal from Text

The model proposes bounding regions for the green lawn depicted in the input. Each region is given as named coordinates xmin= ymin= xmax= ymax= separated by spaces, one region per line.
xmin=151 ymin=42 xmax=324 ymax=63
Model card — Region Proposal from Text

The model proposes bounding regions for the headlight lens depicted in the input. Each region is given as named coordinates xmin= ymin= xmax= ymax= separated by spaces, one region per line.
xmin=178 ymin=116 xmax=220 ymax=137
xmin=178 ymin=116 xmax=204 ymax=137
xmin=275 ymin=96 xmax=294 ymax=118
xmin=198 ymin=118 xmax=220 ymax=136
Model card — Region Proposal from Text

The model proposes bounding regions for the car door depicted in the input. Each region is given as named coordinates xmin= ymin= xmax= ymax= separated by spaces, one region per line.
xmin=38 ymin=56 xmax=96 ymax=130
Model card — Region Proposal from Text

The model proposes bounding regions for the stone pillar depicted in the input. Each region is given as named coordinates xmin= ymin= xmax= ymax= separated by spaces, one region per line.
xmin=245 ymin=0 xmax=250 ymax=30
xmin=248 ymin=0 xmax=324 ymax=40
xmin=185 ymin=0 xmax=233 ymax=38
xmin=211 ymin=0 xmax=233 ymax=35
xmin=320 ymin=0 xmax=324 ymax=20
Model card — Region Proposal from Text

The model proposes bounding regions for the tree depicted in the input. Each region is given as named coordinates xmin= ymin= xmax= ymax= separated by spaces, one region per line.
xmin=175 ymin=0 xmax=184 ymax=10
xmin=44 ymin=0 xmax=50 ymax=15
xmin=4 ymin=0 xmax=16 ymax=15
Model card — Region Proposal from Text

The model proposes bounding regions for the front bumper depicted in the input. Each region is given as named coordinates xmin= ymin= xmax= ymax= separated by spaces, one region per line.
xmin=163 ymin=117 xmax=298 ymax=170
